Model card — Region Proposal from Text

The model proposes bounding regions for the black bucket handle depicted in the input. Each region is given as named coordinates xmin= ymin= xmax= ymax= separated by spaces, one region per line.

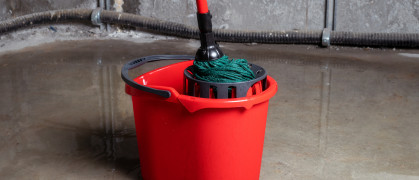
xmin=121 ymin=55 xmax=195 ymax=98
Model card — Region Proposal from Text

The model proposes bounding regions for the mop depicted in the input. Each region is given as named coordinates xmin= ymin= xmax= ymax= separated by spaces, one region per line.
xmin=193 ymin=0 xmax=255 ymax=83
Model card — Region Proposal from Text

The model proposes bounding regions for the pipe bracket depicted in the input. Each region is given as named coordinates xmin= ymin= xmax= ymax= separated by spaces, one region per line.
xmin=322 ymin=28 xmax=331 ymax=47
xmin=91 ymin=8 xmax=103 ymax=26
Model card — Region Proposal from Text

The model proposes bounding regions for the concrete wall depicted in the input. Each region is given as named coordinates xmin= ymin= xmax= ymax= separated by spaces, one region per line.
xmin=135 ymin=0 xmax=325 ymax=31
xmin=0 ymin=0 xmax=418 ymax=33
xmin=335 ymin=0 xmax=419 ymax=33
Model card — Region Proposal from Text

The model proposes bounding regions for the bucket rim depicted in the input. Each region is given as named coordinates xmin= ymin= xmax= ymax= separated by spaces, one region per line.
xmin=126 ymin=60 xmax=278 ymax=112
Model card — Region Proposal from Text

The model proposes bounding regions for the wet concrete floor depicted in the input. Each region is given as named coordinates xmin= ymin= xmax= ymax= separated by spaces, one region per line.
xmin=1 ymin=39 xmax=419 ymax=179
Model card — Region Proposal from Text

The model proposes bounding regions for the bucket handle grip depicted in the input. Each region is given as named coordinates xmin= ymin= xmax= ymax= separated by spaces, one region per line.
xmin=121 ymin=55 xmax=195 ymax=98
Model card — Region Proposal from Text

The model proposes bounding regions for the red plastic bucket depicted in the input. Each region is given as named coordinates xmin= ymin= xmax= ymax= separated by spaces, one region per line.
xmin=122 ymin=55 xmax=277 ymax=180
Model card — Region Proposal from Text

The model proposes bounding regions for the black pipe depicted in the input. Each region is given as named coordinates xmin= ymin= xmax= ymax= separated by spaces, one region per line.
xmin=331 ymin=31 xmax=419 ymax=48
xmin=0 ymin=9 xmax=93 ymax=33
xmin=1 ymin=9 xmax=418 ymax=48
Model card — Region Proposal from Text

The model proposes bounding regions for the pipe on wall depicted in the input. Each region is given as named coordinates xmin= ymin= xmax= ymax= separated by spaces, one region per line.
xmin=324 ymin=0 xmax=336 ymax=30
xmin=0 ymin=9 xmax=418 ymax=48
xmin=98 ymin=0 xmax=105 ymax=30
xmin=105 ymin=0 xmax=111 ymax=31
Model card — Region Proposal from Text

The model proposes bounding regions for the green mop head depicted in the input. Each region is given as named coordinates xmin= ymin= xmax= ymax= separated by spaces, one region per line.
xmin=194 ymin=55 xmax=255 ymax=83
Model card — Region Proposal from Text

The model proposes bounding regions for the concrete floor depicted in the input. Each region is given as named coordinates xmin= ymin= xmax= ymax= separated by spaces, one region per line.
xmin=1 ymin=39 xmax=419 ymax=179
